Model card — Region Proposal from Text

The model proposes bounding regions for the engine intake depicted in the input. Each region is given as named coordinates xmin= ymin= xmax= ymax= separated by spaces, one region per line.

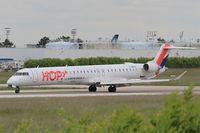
xmin=143 ymin=61 xmax=159 ymax=72
xmin=143 ymin=64 xmax=149 ymax=71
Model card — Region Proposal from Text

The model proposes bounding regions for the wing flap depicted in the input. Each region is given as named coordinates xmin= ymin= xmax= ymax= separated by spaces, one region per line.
xmin=100 ymin=79 xmax=170 ymax=85
xmin=100 ymin=71 xmax=187 ymax=86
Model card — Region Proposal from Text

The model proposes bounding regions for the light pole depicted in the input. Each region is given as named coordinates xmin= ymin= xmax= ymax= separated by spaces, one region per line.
xmin=5 ymin=27 xmax=11 ymax=40
xmin=71 ymin=29 xmax=77 ymax=42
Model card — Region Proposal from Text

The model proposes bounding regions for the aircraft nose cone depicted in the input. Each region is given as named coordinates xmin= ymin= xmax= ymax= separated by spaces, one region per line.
xmin=7 ymin=78 xmax=12 ymax=85
xmin=7 ymin=77 xmax=17 ymax=86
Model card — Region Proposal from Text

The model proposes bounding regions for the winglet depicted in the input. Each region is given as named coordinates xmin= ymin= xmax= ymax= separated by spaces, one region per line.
xmin=173 ymin=71 xmax=187 ymax=81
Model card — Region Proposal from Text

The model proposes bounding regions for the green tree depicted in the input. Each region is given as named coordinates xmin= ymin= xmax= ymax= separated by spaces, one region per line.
xmin=2 ymin=39 xmax=14 ymax=48
xmin=61 ymin=36 xmax=71 ymax=42
xmin=157 ymin=37 xmax=166 ymax=43
xmin=150 ymin=86 xmax=200 ymax=133
xmin=77 ymin=38 xmax=83 ymax=43
xmin=37 ymin=37 xmax=50 ymax=48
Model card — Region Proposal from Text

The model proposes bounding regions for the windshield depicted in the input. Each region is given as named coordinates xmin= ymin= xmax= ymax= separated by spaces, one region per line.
xmin=14 ymin=72 xmax=29 ymax=76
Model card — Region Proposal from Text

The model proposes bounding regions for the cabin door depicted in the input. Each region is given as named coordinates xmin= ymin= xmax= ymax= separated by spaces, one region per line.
xmin=30 ymin=69 xmax=38 ymax=82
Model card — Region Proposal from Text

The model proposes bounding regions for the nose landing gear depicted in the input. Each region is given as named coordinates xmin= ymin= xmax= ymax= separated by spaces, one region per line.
xmin=15 ymin=86 xmax=20 ymax=93
xmin=7 ymin=85 xmax=20 ymax=93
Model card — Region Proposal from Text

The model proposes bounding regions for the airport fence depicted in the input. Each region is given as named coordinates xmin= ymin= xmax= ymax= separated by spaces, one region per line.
xmin=24 ymin=57 xmax=200 ymax=68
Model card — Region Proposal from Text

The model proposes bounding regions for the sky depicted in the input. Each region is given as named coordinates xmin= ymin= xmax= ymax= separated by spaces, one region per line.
xmin=0 ymin=0 xmax=200 ymax=47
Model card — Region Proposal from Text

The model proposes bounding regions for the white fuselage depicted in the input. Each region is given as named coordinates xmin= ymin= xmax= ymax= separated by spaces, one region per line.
xmin=7 ymin=63 xmax=154 ymax=87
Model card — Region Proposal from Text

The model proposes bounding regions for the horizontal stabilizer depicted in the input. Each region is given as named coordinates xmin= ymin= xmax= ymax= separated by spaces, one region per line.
xmin=164 ymin=46 xmax=196 ymax=50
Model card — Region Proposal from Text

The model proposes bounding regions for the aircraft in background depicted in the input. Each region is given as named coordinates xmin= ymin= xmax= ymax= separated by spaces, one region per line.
xmin=46 ymin=41 xmax=79 ymax=50
xmin=111 ymin=34 xmax=119 ymax=44
xmin=111 ymin=34 xmax=154 ymax=49
xmin=7 ymin=44 xmax=194 ymax=93
xmin=119 ymin=41 xmax=153 ymax=49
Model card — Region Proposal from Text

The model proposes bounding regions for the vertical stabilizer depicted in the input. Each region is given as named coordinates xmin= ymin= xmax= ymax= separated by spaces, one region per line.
xmin=111 ymin=34 xmax=119 ymax=44
xmin=154 ymin=43 xmax=172 ymax=68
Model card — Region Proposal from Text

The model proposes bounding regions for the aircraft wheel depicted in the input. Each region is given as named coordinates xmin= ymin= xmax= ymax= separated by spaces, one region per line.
xmin=108 ymin=85 xmax=116 ymax=92
xmin=88 ymin=85 xmax=97 ymax=92
xmin=15 ymin=86 xmax=20 ymax=94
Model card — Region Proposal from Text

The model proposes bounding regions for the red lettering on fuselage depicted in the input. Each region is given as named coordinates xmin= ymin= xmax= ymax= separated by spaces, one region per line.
xmin=42 ymin=71 xmax=49 ymax=81
xmin=42 ymin=70 xmax=67 ymax=81
xmin=56 ymin=71 xmax=62 ymax=80
xmin=49 ymin=71 xmax=56 ymax=81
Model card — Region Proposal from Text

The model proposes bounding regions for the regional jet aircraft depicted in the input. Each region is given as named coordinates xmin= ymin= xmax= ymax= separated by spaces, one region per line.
xmin=7 ymin=44 xmax=194 ymax=93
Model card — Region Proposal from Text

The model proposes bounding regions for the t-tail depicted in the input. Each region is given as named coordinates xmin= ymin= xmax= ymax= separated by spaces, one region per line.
xmin=143 ymin=43 xmax=195 ymax=75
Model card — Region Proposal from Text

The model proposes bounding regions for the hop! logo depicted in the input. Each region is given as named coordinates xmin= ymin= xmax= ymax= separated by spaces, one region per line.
xmin=42 ymin=70 xmax=67 ymax=81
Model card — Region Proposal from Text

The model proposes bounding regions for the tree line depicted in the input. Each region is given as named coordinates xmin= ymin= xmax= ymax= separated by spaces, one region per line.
xmin=0 ymin=39 xmax=15 ymax=48
xmin=37 ymin=36 xmax=83 ymax=48
xmin=0 ymin=35 xmax=83 ymax=48
xmin=24 ymin=57 xmax=200 ymax=68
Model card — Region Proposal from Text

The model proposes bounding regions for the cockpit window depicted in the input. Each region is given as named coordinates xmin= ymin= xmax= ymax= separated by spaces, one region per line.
xmin=14 ymin=72 xmax=29 ymax=76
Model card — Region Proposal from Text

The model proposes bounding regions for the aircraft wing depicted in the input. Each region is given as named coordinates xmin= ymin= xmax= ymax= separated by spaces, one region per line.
xmin=100 ymin=71 xmax=187 ymax=86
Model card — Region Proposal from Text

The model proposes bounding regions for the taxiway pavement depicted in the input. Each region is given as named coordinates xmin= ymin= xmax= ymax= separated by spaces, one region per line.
xmin=0 ymin=86 xmax=199 ymax=99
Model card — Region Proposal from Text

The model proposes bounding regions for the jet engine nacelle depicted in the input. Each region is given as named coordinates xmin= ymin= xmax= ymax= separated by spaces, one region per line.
xmin=143 ymin=61 xmax=159 ymax=72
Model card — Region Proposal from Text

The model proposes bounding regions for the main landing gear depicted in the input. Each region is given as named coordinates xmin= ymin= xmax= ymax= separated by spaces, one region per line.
xmin=108 ymin=85 xmax=116 ymax=92
xmin=15 ymin=86 xmax=20 ymax=93
xmin=88 ymin=85 xmax=97 ymax=92
xmin=88 ymin=85 xmax=117 ymax=92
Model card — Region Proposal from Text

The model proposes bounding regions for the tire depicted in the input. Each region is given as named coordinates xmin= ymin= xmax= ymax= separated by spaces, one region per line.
xmin=15 ymin=87 xmax=20 ymax=93
xmin=108 ymin=85 xmax=116 ymax=92
xmin=88 ymin=85 xmax=97 ymax=92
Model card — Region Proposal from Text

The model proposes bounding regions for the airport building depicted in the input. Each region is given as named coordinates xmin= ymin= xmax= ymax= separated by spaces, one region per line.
xmin=0 ymin=57 xmax=23 ymax=71
xmin=0 ymin=58 xmax=14 ymax=64
xmin=0 ymin=48 xmax=199 ymax=62
xmin=46 ymin=41 xmax=81 ymax=50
